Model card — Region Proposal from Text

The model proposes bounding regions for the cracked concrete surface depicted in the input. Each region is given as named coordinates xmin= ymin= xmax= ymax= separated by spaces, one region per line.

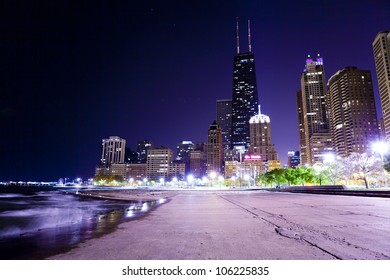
xmin=49 ymin=190 xmax=390 ymax=260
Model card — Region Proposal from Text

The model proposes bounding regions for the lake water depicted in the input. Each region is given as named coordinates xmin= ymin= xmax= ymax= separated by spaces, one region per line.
xmin=0 ymin=190 xmax=164 ymax=259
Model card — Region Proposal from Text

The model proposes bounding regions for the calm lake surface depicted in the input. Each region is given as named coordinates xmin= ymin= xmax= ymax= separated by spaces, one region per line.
xmin=0 ymin=189 xmax=163 ymax=259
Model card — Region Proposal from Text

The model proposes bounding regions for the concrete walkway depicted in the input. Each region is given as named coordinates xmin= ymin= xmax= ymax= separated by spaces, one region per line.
xmin=49 ymin=190 xmax=390 ymax=260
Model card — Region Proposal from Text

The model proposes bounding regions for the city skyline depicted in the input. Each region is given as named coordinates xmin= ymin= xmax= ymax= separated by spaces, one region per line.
xmin=1 ymin=1 xmax=390 ymax=180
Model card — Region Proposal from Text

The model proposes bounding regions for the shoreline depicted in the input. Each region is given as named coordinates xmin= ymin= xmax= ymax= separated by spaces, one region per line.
xmin=75 ymin=189 xmax=180 ymax=202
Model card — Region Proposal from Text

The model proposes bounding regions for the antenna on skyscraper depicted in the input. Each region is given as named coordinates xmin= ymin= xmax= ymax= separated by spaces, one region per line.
xmin=248 ymin=20 xmax=252 ymax=52
xmin=236 ymin=17 xmax=240 ymax=54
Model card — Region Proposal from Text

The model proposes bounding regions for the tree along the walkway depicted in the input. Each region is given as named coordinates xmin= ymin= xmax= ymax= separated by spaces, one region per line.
xmin=343 ymin=152 xmax=383 ymax=189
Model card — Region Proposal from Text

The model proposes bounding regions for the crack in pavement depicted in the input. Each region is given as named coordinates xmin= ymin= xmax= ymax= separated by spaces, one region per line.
xmin=218 ymin=194 xmax=356 ymax=260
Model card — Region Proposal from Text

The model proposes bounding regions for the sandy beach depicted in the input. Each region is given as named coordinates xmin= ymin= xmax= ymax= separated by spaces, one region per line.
xmin=47 ymin=189 xmax=390 ymax=260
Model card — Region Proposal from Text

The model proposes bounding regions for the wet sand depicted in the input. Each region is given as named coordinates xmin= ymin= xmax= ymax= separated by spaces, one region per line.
xmin=48 ymin=189 xmax=390 ymax=260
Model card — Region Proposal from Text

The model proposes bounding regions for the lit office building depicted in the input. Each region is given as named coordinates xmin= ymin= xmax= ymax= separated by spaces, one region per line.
xmin=287 ymin=151 xmax=300 ymax=168
xmin=231 ymin=20 xmax=259 ymax=149
xmin=100 ymin=136 xmax=126 ymax=165
xmin=216 ymin=99 xmax=232 ymax=150
xmin=146 ymin=147 xmax=173 ymax=181
xmin=373 ymin=31 xmax=390 ymax=140
xmin=137 ymin=140 xmax=153 ymax=163
xmin=298 ymin=55 xmax=332 ymax=165
xmin=327 ymin=67 xmax=379 ymax=156
xmin=206 ymin=120 xmax=223 ymax=174
xmin=189 ymin=150 xmax=206 ymax=178
xmin=249 ymin=106 xmax=278 ymax=161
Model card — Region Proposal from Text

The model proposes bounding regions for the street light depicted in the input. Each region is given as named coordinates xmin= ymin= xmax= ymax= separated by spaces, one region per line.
xmin=187 ymin=174 xmax=194 ymax=187
xmin=372 ymin=141 xmax=389 ymax=187
xmin=244 ymin=174 xmax=250 ymax=187
xmin=209 ymin=171 xmax=217 ymax=187
xmin=218 ymin=175 xmax=224 ymax=188
xmin=372 ymin=141 xmax=389 ymax=161
xmin=323 ymin=153 xmax=335 ymax=164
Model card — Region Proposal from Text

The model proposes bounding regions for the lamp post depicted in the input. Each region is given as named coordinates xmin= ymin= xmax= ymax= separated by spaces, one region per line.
xmin=372 ymin=141 xmax=389 ymax=187
xmin=187 ymin=174 xmax=194 ymax=188
xmin=209 ymin=171 xmax=216 ymax=187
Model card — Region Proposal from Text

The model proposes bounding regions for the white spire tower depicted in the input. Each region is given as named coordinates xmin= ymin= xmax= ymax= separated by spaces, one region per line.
xmin=248 ymin=20 xmax=252 ymax=52
xmin=236 ymin=17 xmax=240 ymax=54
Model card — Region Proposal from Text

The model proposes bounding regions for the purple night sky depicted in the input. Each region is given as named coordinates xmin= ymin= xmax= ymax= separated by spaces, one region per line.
xmin=1 ymin=0 xmax=389 ymax=180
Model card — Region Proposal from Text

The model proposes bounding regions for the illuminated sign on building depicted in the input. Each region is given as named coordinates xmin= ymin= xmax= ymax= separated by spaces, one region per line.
xmin=243 ymin=154 xmax=262 ymax=161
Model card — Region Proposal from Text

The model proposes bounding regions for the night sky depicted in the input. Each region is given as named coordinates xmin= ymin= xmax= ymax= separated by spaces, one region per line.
xmin=1 ymin=0 xmax=390 ymax=181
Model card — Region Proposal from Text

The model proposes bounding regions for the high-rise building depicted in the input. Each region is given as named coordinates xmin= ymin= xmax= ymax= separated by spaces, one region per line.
xmin=298 ymin=55 xmax=332 ymax=165
xmin=249 ymin=106 xmax=278 ymax=161
xmin=379 ymin=118 xmax=386 ymax=140
xmin=296 ymin=90 xmax=308 ymax=164
xmin=287 ymin=151 xmax=300 ymax=168
xmin=327 ymin=67 xmax=379 ymax=156
xmin=216 ymin=99 xmax=232 ymax=150
xmin=231 ymin=20 xmax=259 ymax=149
xmin=100 ymin=136 xmax=126 ymax=165
xmin=146 ymin=147 xmax=172 ymax=181
xmin=137 ymin=140 xmax=153 ymax=163
xmin=206 ymin=120 xmax=223 ymax=174
xmin=373 ymin=31 xmax=390 ymax=140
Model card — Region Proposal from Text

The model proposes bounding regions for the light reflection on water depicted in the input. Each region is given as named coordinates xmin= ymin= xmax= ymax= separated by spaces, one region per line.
xmin=0 ymin=191 xmax=165 ymax=259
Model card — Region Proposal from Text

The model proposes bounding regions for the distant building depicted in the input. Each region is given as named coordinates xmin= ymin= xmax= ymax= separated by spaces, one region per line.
xmin=373 ymin=31 xmax=390 ymax=140
xmin=170 ymin=161 xmax=186 ymax=180
xmin=206 ymin=120 xmax=223 ymax=174
xmin=327 ymin=67 xmax=379 ymax=156
xmin=126 ymin=164 xmax=147 ymax=181
xmin=287 ymin=151 xmax=300 ymax=168
xmin=189 ymin=150 xmax=206 ymax=178
xmin=216 ymin=99 xmax=232 ymax=150
xmin=137 ymin=140 xmax=153 ymax=163
xmin=176 ymin=141 xmax=194 ymax=162
xmin=224 ymin=160 xmax=239 ymax=178
xmin=176 ymin=141 xmax=194 ymax=175
xmin=309 ymin=133 xmax=333 ymax=163
xmin=242 ymin=154 xmax=265 ymax=178
xmin=249 ymin=106 xmax=278 ymax=161
xmin=146 ymin=147 xmax=172 ymax=181
xmin=296 ymin=90 xmax=308 ymax=164
xmin=267 ymin=160 xmax=282 ymax=172
xmin=298 ymin=55 xmax=332 ymax=165
xmin=100 ymin=136 xmax=126 ymax=165
xmin=95 ymin=163 xmax=147 ymax=181
xmin=125 ymin=147 xmax=139 ymax=164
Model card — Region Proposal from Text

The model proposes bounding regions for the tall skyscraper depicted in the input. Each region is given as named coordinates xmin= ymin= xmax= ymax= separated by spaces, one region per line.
xmin=249 ymin=106 xmax=278 ymax=161
xmin=373 ymin=31 xmax=390 ymax=140
xmin=231 ymin=20 xmax=259 ymax=149
xmin=216 ymin=99 xmax=232 ymax=150
xmin=298 ymin=55 xmax=332 ymax=165
xmin=327 ymin=67 xmax=379 ymax=156
xmin=296 ymin=90 xmax=308 ymax=164
xmin=206 ymin=120 xmax=223 ymax=174
xmin=100 ymin=136 xmax=126 ymax=165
